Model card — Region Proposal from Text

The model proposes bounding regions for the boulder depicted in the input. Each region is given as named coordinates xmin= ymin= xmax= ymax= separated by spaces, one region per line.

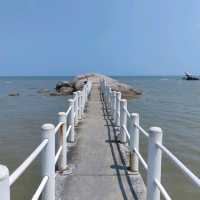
xmin=56 ymin=81 xmax=72 ymax=91
xmin=70 ymin=73 xmax=141 ymax=99
xmin=49 ymin=92 xmax=62 ymax=96
xmin=38 ymin=89 xmax=50 ymax=95
xmin=54 ymin=73 xmax=141 ymax=98
xmin=8 ymin=92 xmax=20 ymax=96
xmin=58 ymin=86 xmax=74 ymax=95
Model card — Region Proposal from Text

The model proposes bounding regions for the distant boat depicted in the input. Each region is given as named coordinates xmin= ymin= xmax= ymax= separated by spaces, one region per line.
xmin=183 ymin=72 xmax=200 ymax=80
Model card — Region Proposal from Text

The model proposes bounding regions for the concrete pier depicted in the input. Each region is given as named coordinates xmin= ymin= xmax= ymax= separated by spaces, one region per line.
xmin=56 ymin=84 xmax=146 ymax=200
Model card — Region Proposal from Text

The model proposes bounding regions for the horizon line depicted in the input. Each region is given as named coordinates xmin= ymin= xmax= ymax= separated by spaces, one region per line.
xmin=0 ymin=74 xmax=184 ymax=77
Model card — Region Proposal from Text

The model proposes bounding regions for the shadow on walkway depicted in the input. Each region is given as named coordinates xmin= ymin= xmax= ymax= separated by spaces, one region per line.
xmin=99 ymin=88 xmax=139 ymax=200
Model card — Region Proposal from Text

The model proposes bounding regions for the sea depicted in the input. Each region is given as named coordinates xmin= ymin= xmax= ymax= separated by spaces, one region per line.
xmin=0 ymin=76 xmax=199 ymax=199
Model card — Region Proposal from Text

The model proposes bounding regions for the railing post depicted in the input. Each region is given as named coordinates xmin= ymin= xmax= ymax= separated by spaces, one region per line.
xmin=41 ymin=124 xmax=55 ymax=200
xmin=58 ymin=112 xmax=67 ymax=171
xmin=80 ymin=91 xmax=84 ymax=117
xmin=85 ymin=85 xmax=88 ymax=104
xmin=77 ymin=91 xmax=82 ymax=120
xmin=108 ymin=88 xmax=112 ymax=113
xmin=110 ymin=91 xmax=114 ymax=118
xmin=0 ymin=165 xmax=10 ymax=200
xmin=82 ymin=86 xmax=86 ymax=111
xmin=113 ymin=91 xmax=117 ymax=124
xmin=130 ymin=113 xmax=140 ymax=172
xmin=103 ymin=80 xmax=106 ymax=100
xmin=120 ymin=99 xmax=127 ymax=143
xmin=116 ymin=92 xmax=121 ymax=128
xmin=106 ymin=86 xmax=109 ymax=109
xmin=68 ymin=99 xmax=75 ymax=143
xmin=73 ymin=92 xmax=78 ymax=126
xmin=147 ymin=127 xmax=163 ymax=200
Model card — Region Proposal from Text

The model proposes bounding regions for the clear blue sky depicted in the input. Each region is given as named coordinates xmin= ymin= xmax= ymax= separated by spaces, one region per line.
xmin=1 ymin=0 xmax=200 ymax=76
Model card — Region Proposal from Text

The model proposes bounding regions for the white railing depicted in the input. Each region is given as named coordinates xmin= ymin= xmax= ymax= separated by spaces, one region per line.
xmin=100 ymin=79 xmax=200 ymax=200
xmin=0 ymin=81 xmax=92 ymax=200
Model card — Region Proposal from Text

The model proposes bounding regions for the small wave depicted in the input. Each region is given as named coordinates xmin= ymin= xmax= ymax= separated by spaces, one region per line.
xmin=160 ymin=78 xmax=169 ymax=81
xmin=4 ymin=81 xmax=12 ymax=84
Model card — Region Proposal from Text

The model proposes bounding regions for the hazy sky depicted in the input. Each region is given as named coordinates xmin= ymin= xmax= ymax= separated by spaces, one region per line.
xmin=0 ymin=0 xmax=200 ymax=76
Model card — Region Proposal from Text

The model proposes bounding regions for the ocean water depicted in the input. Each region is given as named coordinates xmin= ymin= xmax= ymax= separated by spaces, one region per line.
xmin=0 ymin=76 xmax=199 ymax=199
xmin=116 ymin=76 xmax=200 ymax=199
xmin=0 ymin=77 xmax=71 ymax=199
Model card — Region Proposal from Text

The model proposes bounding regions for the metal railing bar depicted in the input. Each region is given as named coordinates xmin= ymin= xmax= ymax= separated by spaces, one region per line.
xmin=123 ymin=106 xmax=131 ymax=118
xmin=134 ymin=123 xmax=149 ymax=138
xmin=66 ymin=125 xmax=72 ymax=139
xmin=31 ymin=176 xmax=49 ymax=200
xmin=134 ymin=148 xmax=148 ymax=170
xmin=66 ymin=106 xmax=72 ymax=117
xmin=9 ymin=139 xmax=48 ymax=186
xmin=55 ymin=146 xmax=63 ymax=165
xmin=54 ymin=122 xmax=64 ymax=134
xmin=122 ymin=125 xmax=130 ymax=140
xmin=154 ymin=179 xmax=172 ymax=200
xmin=156 ymin=142 xmax=200 ymax=188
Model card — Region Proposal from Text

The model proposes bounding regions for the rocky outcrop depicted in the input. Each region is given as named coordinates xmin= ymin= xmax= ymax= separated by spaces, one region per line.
xmin=8 ymin=92 xmax=20 ymax=96
xmin=53 ymin=73 xmax=141 ymax=99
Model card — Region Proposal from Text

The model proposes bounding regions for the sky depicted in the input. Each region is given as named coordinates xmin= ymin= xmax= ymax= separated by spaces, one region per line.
xmin=0 ymin=0 xmax=200 ymax=76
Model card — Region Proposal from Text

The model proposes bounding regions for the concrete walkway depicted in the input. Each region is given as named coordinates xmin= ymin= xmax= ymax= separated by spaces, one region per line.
xmin=56 ymin=85 xmax=146 ymax=200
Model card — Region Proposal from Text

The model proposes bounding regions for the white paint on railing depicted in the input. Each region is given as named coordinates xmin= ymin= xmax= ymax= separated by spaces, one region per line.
xmin=154 ymin=179 xmax=172 ymax=200
xmin=41 ymin=124 xmax=55 ymax=200
xmin=58 ymin=112 xmax=67 ymax=171
xmin=77 ymin=91 xmax=82 ymax=120
xmin=66 ymin=125 xmax=72 ymax=140
xmin=68 ymin=99 xmax=75 ymax=142
xmin=0 ymin=165 xmax=10 ymax=200
xmin=156 ymin=142 xmax=200 ymax=188
xmin=134 ymin=148 xmax=148 ymax=170
xmin=122 ymin=125 xmax=130 ymax=140
xmin=31 ymin=176 xmax=49 ymax=200
xmin=55 ymin=146 xmax=63 ymax=165
xmin=147 ymin=127 xmax=163 ymax=200
xmin=130 ymin=113 xmax=140 ymax=172
xmin=113 ymin=91 xmax=117 ymax=124
xmin=54 ymin=122 xmax=64 ymax=134
xmin=65 ymin=105 xmax=72 ymax=117
xmin=116 ymin=92 xmax=121 ymax=127
xmin=134 ymin=123 xmax=149 ymax=138
xmin=123 ymin=105 xmax=131 ymax=118
xmin=120 ymin=99 xmax=128 ymax=143
xmin=9 ymin=139 xmax=48 ymax=186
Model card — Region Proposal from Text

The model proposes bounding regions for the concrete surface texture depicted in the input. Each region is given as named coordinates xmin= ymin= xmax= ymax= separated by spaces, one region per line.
xmin=56 ymin=85 xmax=146 ymax=200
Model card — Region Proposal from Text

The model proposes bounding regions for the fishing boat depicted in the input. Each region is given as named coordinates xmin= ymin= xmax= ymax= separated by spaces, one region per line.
xmin=183 ymin=72 xmax=200 ymax=80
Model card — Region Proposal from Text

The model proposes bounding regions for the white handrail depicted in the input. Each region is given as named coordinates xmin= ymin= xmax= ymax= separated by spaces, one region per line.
xmin=31 ymin=176 xmax=49 ymax=200
xmin=154 ymin=179 xmax=172 ymax=200
xmin=66 ymin=125 xmax=72 ymax=139
xmin=54 ymin=122 xmax=64 ymax=134
xmin=9 ymin=139 xmax=48 ymax=186
xmin=156 ymin=142 xmax=200 ymax=188
xmin=122 ymin=125 xmax=130 ymax=140
xmin=134 ymin=148 xmax=148 ymax=170
xmin=55 ymin=146 xmax=63 ymax=165
xmin=134 ymin=123 xmax=149 ymax=138
xmin=123 ymin=105 xmax=131 ymax=118
xmin=66 ymin=106 xmax=72 ymax=116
